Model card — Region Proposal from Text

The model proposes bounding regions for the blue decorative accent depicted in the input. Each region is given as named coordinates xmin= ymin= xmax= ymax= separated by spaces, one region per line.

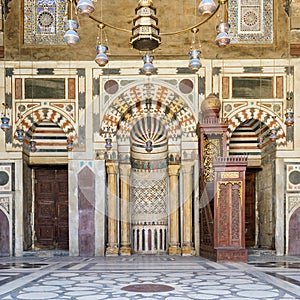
xmin=80 ymin=161 xmax=85 ymax=168
xmin=88 ymin=162 xmax=93 ymax=168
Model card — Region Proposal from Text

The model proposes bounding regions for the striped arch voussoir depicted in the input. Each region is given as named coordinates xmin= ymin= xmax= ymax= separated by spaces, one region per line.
xmin=227 ymin=108 xmax=286 ymax=145
xmin=100 ymin=84 xmax=197 ymax=139
xmin=19 ymin=108 xmax=77 ymax=140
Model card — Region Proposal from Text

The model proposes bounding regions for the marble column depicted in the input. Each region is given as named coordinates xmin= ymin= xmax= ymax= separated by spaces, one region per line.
xmin=106 ymin=162 xmax=119 ymax=255
xmin=119 ymin=164 xmax=131 ymax=255
xmin=181 ymin=161 xmax=195 ymax=256
xmin=168 ymin=164 xmax=181 ymax=255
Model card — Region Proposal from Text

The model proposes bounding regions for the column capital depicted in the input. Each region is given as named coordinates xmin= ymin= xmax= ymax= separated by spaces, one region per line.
xmin=181 ymin=161 xmax=194 ymax=174
xmin=106 ymin=162 xmax=118 ymax=175
xmin=119 ymin=163 xmax=131 ymax=177
xmin=168 ymin=164 xmax=180 ymax=176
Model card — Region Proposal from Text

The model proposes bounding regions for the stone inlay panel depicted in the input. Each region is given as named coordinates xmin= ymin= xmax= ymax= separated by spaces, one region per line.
xmin=24 ymin=0 xmax=66 ymax=45
xmin=229 ymin=0 xmax=273 ymax=44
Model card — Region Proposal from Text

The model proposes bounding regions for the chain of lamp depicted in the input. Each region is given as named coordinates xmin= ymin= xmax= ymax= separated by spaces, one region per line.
xmin=64 ymin=0 xmax=231 ymax=75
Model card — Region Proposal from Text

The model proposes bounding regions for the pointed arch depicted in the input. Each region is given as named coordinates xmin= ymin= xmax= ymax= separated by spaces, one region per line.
xmin=227 ymin=107 xmax=286 ymax=145
xmin=99 ymin=83 xmax=197 ymax=141
xmin=13 ymin=107 xmax=77 ymax=145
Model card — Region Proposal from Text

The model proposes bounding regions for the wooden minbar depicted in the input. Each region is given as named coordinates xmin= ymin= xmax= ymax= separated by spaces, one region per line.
xmin=213 ymin=156 xmax=248 ymax=262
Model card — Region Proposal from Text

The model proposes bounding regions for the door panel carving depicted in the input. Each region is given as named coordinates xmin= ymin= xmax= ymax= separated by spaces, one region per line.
xmin=289 ymin=207 xmax=300 ymax=255
xmin=245 ymin=171 xmax=256 ymax=247
xmin=34 ymin=167 xmax=68 ymax=250
xmin=0 ymin=210 xmax=9 ymax=256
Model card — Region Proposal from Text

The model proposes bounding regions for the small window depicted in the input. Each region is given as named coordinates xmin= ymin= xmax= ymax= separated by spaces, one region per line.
xmin=25 ymin=78 xmax=65 ymax=99
xmin=232 ymin=77 xmax=273 ymax=99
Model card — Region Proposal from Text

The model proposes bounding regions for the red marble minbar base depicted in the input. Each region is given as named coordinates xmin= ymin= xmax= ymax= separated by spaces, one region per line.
xmin=215 ymin=247 xmax=248 ymax=262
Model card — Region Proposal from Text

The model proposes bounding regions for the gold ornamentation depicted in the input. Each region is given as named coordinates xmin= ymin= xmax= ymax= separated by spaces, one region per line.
xmin=221 ymin=172 xmax=239 ymax=178
xmin=203 ymin=137 xmax=220 ymax=182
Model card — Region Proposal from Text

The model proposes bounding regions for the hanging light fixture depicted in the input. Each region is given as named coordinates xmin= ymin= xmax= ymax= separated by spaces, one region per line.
xmin=269 ymin=127 xmax=278 ymax=141
xmin=215 ymin=0 xmax=230 ymax=47
xmin=95 ymin=24 xmax=109 ymax=67
xmin=257 ymin=136 xmax=264 ymax=149
xmin=130 ymin=0 xmax=161 ymax=52
xmin=141 ymin=54 xmax=155 ymax=76
xmin=15 ymin=113 xmax=24 ymax=141
xmin=71 ymin=0 xmax=229 ymax=71
xmin=105 ymin=137 xmax=112 ymax=150
xmin=64 ymin=20 xmax=80 ymax=46
xmin=1 ymin=103 xmax=10 ymax=132
xmin=16 ymin=128 xmax=24 ymax=141
xmin=188 ymin=28 xmax=202 ymax=72
xmin=198 ymin=0 xmax=217 ymax=16
xmin=145 ymin=140 xmax=153 ymax=152
xmin=76 ymin=0 xmax=95 ymax=16
xmin=66 ymin=138 xmax=74 ymax=151
xmin=95 ymin=45 xmax=109 ymax=67
xmin=285 ymin=109 xmax=294 ymax=127
xmin=64 ymin=0 xmax=80 ymax=46
xmin=29 ymin=140 xmax=37 ymax=152
xmin=269 ymin=116 xmax=278 ymax=141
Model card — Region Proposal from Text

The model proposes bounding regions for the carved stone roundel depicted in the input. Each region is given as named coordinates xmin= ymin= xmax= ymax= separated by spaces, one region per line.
xmin=0 ymin=171 xmax=9 ymax=186
xmin=289 ymin=170 xmax=300 ymax=185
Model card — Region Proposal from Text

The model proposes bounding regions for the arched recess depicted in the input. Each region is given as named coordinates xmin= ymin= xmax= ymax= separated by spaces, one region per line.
xmin=226 ymin=107 xmax=286 ymax=146
xmin=229 ymin=119 xmax=269 ymax=158
xmin=12 ymin=107 xmax=77 ymax=148
xmin=99 ymin=82 xmax=199 ymax=255
xmin=289 ymin=206 xmax=300 ymax=255
xmin=0 ymin=208 xmax=10 ymax=256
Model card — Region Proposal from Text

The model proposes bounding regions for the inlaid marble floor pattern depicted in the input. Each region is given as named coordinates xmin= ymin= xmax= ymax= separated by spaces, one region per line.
xmin=0 ymin=255 xmax=299 ymax=299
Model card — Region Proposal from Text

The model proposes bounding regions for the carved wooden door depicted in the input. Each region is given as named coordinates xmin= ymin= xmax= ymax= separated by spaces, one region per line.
xmin=289 ymin=207 xmax=300 ymax=255
xmin=245 ymin=171 xmax=256 ymax=247
xmin=0 ymin=209 xmax=9 ymax=256
xmin=34 ymin=167 xmax=69 ymax=250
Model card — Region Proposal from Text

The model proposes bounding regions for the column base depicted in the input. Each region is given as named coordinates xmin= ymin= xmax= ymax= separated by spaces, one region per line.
xmin=106 ymin=243 xmax=119 ymax=256
xmin=120 ymin=246 xmax=131 ymax=256
xmin=181 ymin=242 xmax=195 ymax=256
xmin=168 ymin=243 xmax=181 ymax=255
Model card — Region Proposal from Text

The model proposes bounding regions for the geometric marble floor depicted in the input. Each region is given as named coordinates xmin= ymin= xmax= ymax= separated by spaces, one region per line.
xmin=0 ymin=255 xmax=299 ymax=300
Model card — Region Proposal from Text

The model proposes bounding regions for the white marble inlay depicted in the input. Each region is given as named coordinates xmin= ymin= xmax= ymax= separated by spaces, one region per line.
xmin=237 ymin=290 xmax=280 ymax=298
xmin=236 ymin=284 xmax=274 ymax=290
xmin=23 ymin=286 xmax=59 ymax=292
xmin=77 ymin=296 xmax=108 ymax=300
xmin=16 ymin=292 xmax=59 ymax=299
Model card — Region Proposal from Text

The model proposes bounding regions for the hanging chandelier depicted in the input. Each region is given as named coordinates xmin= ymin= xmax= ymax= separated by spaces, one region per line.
xmin=65 ymin=0 xmax=230 ymax=75
xmin=1 ymin=103 xmax=10 ymax=132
